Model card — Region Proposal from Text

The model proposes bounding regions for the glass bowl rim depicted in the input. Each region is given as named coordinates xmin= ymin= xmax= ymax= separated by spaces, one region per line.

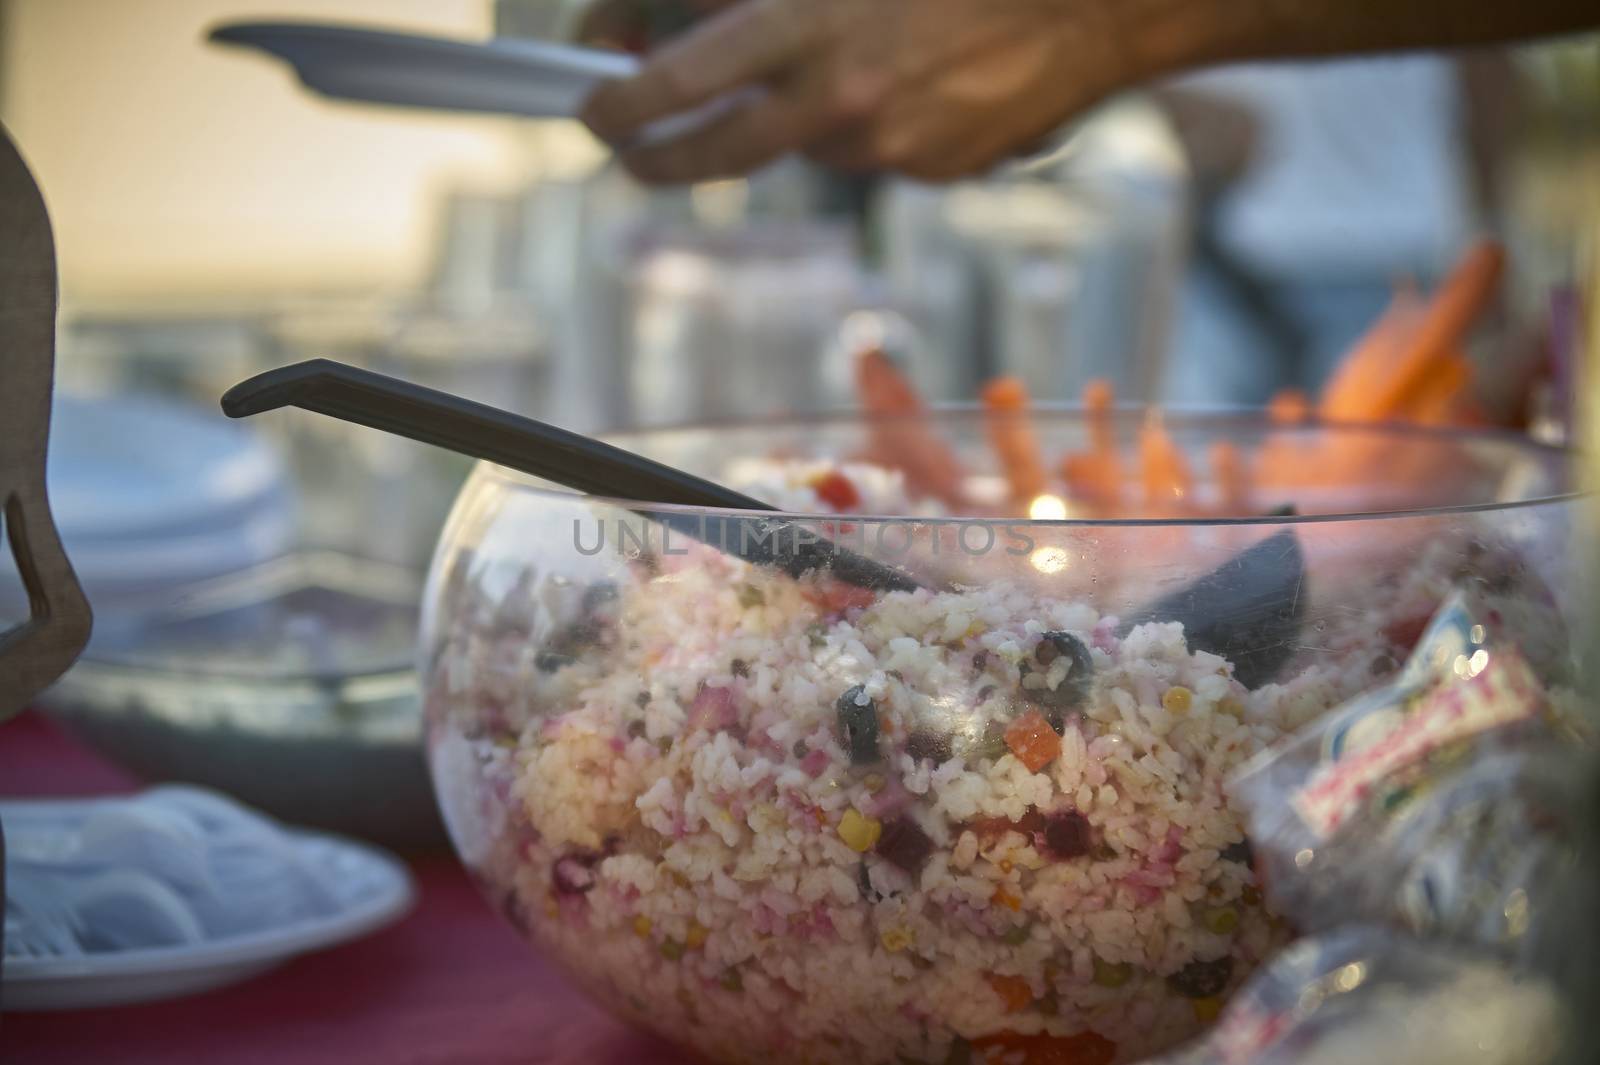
xmin=470 ymin=404 xmax=1586 ymax=528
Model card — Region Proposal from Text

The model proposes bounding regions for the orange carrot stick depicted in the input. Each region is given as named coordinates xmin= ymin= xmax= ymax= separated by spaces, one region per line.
xmin=1403 ymin=352 xmax=1474 ymax=426
xmin=1059 ymin=380 xmax=1123 ymax=513
xmin=1083 ymin=379 xmax=1115 ymax=455
xmin=1296 ymin=249 xmax=1494 ymax=490
xmin=1139 ymin=409 xmax=1193 ymax=514
xmin=1061 ymin=453 xmax=1122 ymax=511
xmin=1318 ymin=285 xmax=1424 ymax=422
xmin=1208 ymin=441 xmax=1251 ymax=516
xmin=855 ymin=348 xmax=965 ymax=505
xmin=1290 ymin=244 xmax=1496 ymax=495
xmin=1268 ymin=389 xmax=1312 ymax=424
xmin=1382 ymin=353 xmax=1475 ymax=488
xmin=1369 ymin=240 xmax=1504 ymax=419
xmin=856 ymin=345 xmax=922 ymax=417
xmin=981 ymin=376 xmax=1048 ymax=507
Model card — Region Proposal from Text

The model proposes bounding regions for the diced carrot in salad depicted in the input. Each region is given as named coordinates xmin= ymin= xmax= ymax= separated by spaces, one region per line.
xmin=809 ymin=469 xmax=862 ymax=512
xmin=985 ymin=973 xmax=1035 ymax=1013
xmin=1004 ymin=710 xmax=1062 ymax=773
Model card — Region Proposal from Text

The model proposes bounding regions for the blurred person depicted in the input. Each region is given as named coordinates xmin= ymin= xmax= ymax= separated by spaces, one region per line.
xmin=1157 ymin=55 xmax=1509 ymax=405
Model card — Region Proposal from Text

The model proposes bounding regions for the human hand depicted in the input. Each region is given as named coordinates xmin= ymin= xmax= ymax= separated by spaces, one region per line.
xmin=581 ymin=0 xmax=1600 ymax=184
xmin=579 ymin=0 xmax=1158 ymax=184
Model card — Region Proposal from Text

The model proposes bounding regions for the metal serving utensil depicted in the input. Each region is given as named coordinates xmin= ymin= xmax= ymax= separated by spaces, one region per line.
xmin=1121 ymin=528 xmax=1306 ymax=689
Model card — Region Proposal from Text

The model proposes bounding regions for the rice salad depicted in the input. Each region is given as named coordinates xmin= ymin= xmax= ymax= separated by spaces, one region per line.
xmin=423 ymin=461 xmax=1560 ymax=1065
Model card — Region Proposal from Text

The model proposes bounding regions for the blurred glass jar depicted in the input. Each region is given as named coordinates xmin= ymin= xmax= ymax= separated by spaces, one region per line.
xmin=265 ymin=293 xmax=548 ymax=569
xmin=534 ymin=154 xmax=891 ymax=430
xmin=607 ymin=218 xmax=869 ymax=426
xmin=882 ymin=97 xmax=1189 ymax=403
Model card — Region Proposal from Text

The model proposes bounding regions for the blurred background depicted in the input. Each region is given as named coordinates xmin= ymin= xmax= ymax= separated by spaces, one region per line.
xmin=0 ymin=0 xmax=1595 ymax=847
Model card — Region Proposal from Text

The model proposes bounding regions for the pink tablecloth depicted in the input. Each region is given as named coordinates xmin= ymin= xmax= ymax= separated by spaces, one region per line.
xmin=0 ymin=712 xmax=697 ymax=1065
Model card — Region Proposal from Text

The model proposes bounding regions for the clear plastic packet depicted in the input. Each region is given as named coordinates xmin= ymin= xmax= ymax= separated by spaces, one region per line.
xmin=1145 ymin=926 xmax=1568 ymax=1065
xmin=1227 ymin=590 xmax=1585 ymax=958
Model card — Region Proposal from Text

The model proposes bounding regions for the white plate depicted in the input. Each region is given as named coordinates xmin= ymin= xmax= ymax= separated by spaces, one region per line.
xmin=2 ymin=800 xmax=416 ymax=1011
xmin=209 ymin=20 xmax=735 ymax=141
xmin=7 ymin=393 xmax=298 ymax=620
xmin=210 ymin=21 xmax=639 ymax=120
xmin=49 ymin=393 xmax=288 ymax=543
xmin=60 ymin=495 xmax=297 ymax=608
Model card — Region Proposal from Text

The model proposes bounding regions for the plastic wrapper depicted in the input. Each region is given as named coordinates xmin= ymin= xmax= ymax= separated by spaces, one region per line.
xmin=1228 ymin=591 xmax=1584 ymax=959
xmin=1144 ymin=590 xmax=1590 ymax=1065
xmin=1147 ymin=926 xmax=1568 ymax=1065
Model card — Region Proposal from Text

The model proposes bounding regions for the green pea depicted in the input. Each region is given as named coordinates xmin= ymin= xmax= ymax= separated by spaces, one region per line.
xmin=1093 ymin=957 xmax=1133 ymax=987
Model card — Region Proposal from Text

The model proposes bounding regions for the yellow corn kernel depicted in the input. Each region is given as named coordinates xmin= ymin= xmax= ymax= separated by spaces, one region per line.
xmin=880 ymin=926 xmax=915 ymax=953
xmin=633 ymin=915 xmax=653 ymax=937
xmin=1162 ymin=686 xmax=1193 ymax=714
xmin=1218 ymin=697 xmax=1244 ymax=718
xmin=838 ymin=808 xmax=883 ymax=852
xmin=1192 ymin=997 xmax=1224 ymax=1023
xmin=685 ymin=922 xmax=710 ymax=950
xmin=1204 ymin=907 xmax=1240 ymax=934
xmin=991 ymin=887 xmax=1022 ymax=912
xmin=966 ymin=620 xmax=988 ymax=639
xmin=544 ymin=898 xmax=560 ymax=919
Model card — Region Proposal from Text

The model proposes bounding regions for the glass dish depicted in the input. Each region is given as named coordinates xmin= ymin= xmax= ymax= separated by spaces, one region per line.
xmin=42 ymin=552 xmax=443 ymax=850
xmin=419 ymin=411 xmax=1579 ymax=1065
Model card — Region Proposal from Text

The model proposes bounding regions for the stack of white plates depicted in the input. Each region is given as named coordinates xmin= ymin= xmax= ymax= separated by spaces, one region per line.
xmin=2 ymin=393 xmax=297 ymax=637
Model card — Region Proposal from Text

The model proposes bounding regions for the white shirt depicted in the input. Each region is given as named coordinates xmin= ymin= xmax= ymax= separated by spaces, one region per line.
xmin=1177 ymin=56 xmax=1475 ymax=281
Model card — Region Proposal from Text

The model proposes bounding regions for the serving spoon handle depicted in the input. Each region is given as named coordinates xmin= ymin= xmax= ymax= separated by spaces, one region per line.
xmin=222 ymin=359 xmax=926 ymax=594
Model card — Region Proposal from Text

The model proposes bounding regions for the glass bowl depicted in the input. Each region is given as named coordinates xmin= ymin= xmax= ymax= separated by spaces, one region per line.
xmin=419 ymin=411 xmax=1579 ymax=1065
xmin=42 ymin=551 xmax=445 ymax=850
